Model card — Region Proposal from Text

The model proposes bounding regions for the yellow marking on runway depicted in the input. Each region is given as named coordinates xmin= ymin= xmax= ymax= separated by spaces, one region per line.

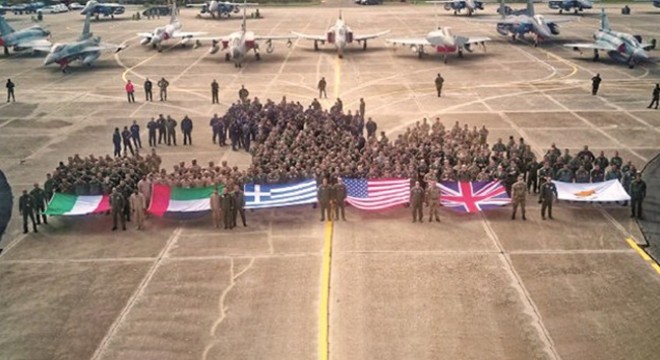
xmin=333 ymin=56 xmax=341 ymax=99
xmin=626 ymin=237 xmax=660 ymax=275
xmin=531 ymin=47 xmax=579 ymax=82
xmin=319 ymin=220 xmax=333 ymax=360
xmin=120 ymin=53 xmax=160 ymax=83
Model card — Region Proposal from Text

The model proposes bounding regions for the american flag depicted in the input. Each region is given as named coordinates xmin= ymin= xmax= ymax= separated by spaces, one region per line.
xmin=344 ymin=178 xmax=411 ymax=210
xmin=437 ymin=181 xmax=510 ymax=213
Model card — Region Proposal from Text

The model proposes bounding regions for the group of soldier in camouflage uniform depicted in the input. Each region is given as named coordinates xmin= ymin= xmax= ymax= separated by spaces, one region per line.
xmin=24 ymin=94 xmax=649 ymax=232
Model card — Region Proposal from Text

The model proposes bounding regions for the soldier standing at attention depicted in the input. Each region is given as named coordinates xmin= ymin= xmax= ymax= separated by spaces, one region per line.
xmin=110 ymin=187 xmax=126 ymax=231
xmin=359 ymin=98 xmax=366 ymax=118
xmin=333 ymin=178 xmax=347 ymax=221
xmin=539 ymin=175 xmax=558 ymax=220
xmin=365 ymin=117 xmax=377 ymax=138
xmin=210 ymin=188 xmax=222 ymax=228
xmin=233 ymin=184 xmax=247 ymax=227
xmin=144 ymin=78 xmax=153 ymax=102
xmin=318 ymin=77 xmax=327 ymax=99
xmin=221 ymin=188 xmax=235 ymax=229
xmin=125 ymin=80 xmax=135 ymax=103
xmin=147 ymin=117 xmax=157 ymax=147
xmin=181 ymin=115 xmax=193 ymax=145
xmin=121 ymin=126 xmax=135 ymax=156
xmin=425 ymin=180 xmax=441 ymax=222
xmin=157 ymin=77 xmax=169 ymax=101
xmin=648 ymin=83 xmax=659 ymax=109
xmin=19 ymin=190 xmax=37 ymax=234
xmin=211 ymin=79 xmax=219 ymax=104
xmin=166 ymin=115 xmax=177 ymax=146
xmin=630 ymin=173 xmax=646 ymax=219
xmin=112 ymin=128 xmax=122 ymax=157
xmin=30 ymin=183 xmax=48 ymax=225
xmin=6 ymin=78 xmax=15 ymax=102
xmin=317 ymin=178 xmax=331 ymax=221
xmin=511 ymin=175 xmax=527 ymax=221
xmin=129 ymin=190 xmax=146 ymax=230
xmin=435 ymin=73 xmax=444 ymax=97
xmin=44 ymin=173 xmax=54 ymax=203
xmin=130 ymin=120 xmax=142 ymax=149
xmin=410 ymin=181 xmax=425 ymax=223
xmin=157 ymin=114 xmax=167 ymax=145
xmin=591 ymin=73 xmax=601 ymax=95
xmin=238 ymin=85 xmax=249 ymax=103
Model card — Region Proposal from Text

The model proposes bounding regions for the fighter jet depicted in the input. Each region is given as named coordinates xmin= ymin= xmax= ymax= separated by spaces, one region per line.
xmin=137 ymin=1 xmax=206 ymax=52
xmin=292 ymin=11 xmax=390 ymax=58
xmin=547 ymin=0 xmax=595 ymax=14
xmin=427 ymin=0 xmax=486 ymax=16
xmin=43 ymin=12 xmax=125 ymax=72
xmin=191 ymin=1 xmax=257 ymax=19
xmin=386 ymin=27 xmax=490 ymax=62
xmin=477 ymin=0 xmax=577 ymax=46
xmin=633 ymin=0 xmax=660 ymax=8
xmin=80 ymin=0 xmax=125 ymax=20
xmin=0 ymin=16 xmax=52 ymax=55
xmin=563 ymin=9 xmax=654 ymax=68
xmin=199 ymin=4 xmax=295 ymax=68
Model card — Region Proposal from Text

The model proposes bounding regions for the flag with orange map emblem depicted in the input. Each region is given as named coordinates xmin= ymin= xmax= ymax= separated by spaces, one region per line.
xmin=553 ymin=180 xmax=631 ymax=202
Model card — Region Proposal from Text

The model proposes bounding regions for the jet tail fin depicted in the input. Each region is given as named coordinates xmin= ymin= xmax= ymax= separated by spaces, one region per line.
xmin=79 ymin=11 xmax=92 ymax=40
xmin=0 ymin=15 xmax=15 ymax=35
xmin=599 ymin=8 xmax=609 ymax=31
xmin=170 ymin=0 xmax=178 ymax=24
xmin=526 ymin=0 xmax=535 ymax=16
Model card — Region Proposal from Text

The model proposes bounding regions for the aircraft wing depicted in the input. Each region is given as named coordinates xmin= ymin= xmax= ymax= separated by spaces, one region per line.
xmin=137 ymin=32 xmax=155 ymax=38
xmin=354 ymin=30 xmax=391 ymax=41
xmin=563 ymin=41 xmax=618 ymax=52
xmin=471 ymin=16 xmax=530 ymax=24
xmin=545 ymin=16 xmax=580 ymax=24
xmin=386 ymin=37 xmax=431 ymax=47
xmin=460 ymin=36 xmax=492 ymax=45
xmin=18 ymin=38 xmax=52 ymax=52
xmin=292 ymin=32 xmax=326 ymax=42
xmin=254 ymin=34 xmax=297 ymax=41
xmin=171 ymin=31 xmax=208 ymax=38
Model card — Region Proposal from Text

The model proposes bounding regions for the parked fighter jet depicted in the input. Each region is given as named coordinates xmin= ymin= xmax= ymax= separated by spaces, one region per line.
xmin=10 ymin=1 xmax=45 ymax=15
xmin=547 ymin=0 xmax=595 ymax=14
xmin=199 ymin=3 xmax=295 ymax=68
xmin=427 ymin=0 xmax=486 ymax=16
xmin=0 ymin=15 xmax=51 ymax=55
xmin=292 ymin=11 xmax=390 ymax=58
xmin=386 ymin=27 xmax=490 ymax=62
xmin=0 ymin=1 xmax=10 ymax=15
xmin=633 ymin=0 xmax=660 ymax=8
xmin=564 ymin=9 xmax=654 ymax=68
xmin=80 ymin=0 xmax=125 ymax=20
xmin=191 ymin=1 xmax=257 ymax=19
xmin=43 ymin=12 xmax=125 ymax=72
xmin=137 ymin=1 xmax=206 ymax=52
xmin=477 ymin=0 xmax=577 ymax=46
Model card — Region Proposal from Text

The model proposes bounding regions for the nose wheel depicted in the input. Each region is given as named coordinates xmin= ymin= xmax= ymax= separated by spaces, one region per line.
xmin=225 ymin=53 xmax=230 ymax=61
xmin=314 ymin=41 xmax=319 ymax=51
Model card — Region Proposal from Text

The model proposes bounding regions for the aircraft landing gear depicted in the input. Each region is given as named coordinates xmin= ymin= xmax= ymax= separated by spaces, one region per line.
xmin=458 ymin=49 xmax=463 ymax=58
xmin=559 ymin=9 xmax=563 ymax=14
xmin=3 ymin=46 xmax=8 ymax=56
xmin=363 ymin=40 xmax=367 ymax=51
xmin=443 ymin=55 xmax=448 ymax=64
xmin=255 ymin=52 xmax=261 ymax=61
xmin=593 ymin=49 xmax=599 ymax=62
xmin=225 ymin=53 xmax=231 ymax=61
xmin=418 ymin=50 xmax=423 ymax=59
xmin=314 ymin=41 xmax=319 ymax=51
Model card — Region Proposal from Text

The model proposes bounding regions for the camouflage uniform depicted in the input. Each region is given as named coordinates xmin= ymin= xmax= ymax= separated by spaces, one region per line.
xmin=511 ymin=178 xmax=527 ymax=220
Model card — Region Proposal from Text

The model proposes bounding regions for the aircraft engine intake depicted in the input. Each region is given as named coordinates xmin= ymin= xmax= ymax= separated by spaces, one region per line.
xmin=548 ymin=23 xmax=560 ymax=35
xmin=496 ymin=24 xmax=510 ymax=36
xmin=82 ymin=52 xmax=101 ymax=65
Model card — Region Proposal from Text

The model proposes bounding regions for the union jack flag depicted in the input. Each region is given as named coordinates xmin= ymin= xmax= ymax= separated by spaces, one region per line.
xmin=437 ymin=181 xmax=511 ymax=213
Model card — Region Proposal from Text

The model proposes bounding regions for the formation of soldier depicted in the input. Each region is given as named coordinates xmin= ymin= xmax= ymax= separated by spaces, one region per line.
xmin=143 ymin=114 xmax=195 ymax=148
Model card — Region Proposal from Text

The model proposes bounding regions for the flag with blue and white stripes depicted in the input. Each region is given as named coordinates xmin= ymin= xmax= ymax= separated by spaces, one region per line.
xmin=244 ymin=179 xmax=318 ymax=209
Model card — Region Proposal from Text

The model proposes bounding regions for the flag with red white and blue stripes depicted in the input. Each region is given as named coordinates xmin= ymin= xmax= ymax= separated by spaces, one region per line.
xmin=437 ymin=181 xmax=510 ymax=213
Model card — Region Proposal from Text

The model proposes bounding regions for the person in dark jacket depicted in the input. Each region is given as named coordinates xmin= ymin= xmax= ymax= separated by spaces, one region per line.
xmin=144 ymin=78 xmax=153 ymax=102
xmin=181 ymin=115 xmax=193 ymax=145
xmin=19 ymin=190 xmax=37 ymax=234
xmin=112 ymin=128 xmax=122 ymax=157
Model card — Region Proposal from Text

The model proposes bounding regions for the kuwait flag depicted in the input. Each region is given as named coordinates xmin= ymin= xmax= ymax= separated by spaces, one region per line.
xmin=45 ymin=193 xmax=110 ymax=216
xmin=148 ymin=184 xmax=221 ymax=217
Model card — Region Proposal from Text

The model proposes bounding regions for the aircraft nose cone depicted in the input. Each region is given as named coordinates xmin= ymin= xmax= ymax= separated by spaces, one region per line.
xmin=44 ymin=54 xmax=54 ymax=65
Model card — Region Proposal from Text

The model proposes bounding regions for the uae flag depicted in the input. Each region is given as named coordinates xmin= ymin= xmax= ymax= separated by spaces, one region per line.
xmin=45 ymin=193 xmax=110 ymax=216
xmin=148 ymin=184 xmax=221 ymax=217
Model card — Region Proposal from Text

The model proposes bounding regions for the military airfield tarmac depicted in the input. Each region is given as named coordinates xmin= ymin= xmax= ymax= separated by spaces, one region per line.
xmin=1 ymin=2 xmax=660 ymax=359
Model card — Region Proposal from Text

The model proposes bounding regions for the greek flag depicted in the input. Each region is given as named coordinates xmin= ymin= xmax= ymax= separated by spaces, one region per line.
xmin=244 ymin=179 xmax=318 ymax=209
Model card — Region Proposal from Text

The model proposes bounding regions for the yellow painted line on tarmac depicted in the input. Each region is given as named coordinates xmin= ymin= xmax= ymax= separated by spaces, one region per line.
xmin=626 ymin=237 xmax=660 ymax=275
xmin=319 ymin=219 xmax=333 ymax=360
xmin=532 ymin=47 xmax=579 ymax=82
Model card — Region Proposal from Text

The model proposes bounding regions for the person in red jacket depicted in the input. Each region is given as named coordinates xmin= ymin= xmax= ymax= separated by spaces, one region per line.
xmin=125 ymin=80 xmax=136 ymax=103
